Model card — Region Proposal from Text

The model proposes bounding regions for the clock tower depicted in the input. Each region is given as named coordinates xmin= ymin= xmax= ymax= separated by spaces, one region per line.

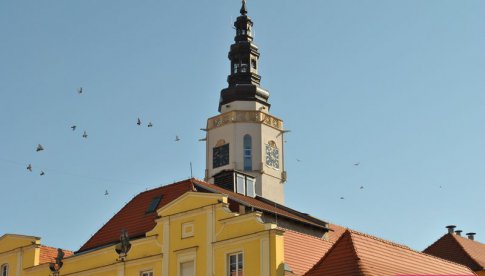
xmin=204 ymin=0 xmax=287 ymax=204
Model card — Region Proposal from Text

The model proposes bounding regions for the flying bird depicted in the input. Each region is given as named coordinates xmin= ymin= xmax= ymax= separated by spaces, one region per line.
xmin=27 ymin=164 xmax=32 ymax=172
xmin=147 ymin=122 xmax=153 ymax=127
xmin=78 ymin=87 xmax=83 ymax=94
xmin=360 ymin=186 xmax=364 ymax=190
xmin=40 ymin=171 xmax=45 ymax=176
xmin=104 ymin=190 xmax=109 ymax=196
xmin=296 ymin=159 xmax=301 ymax=162
xmin=137 ymin=118 xmax=141 ymax=126
xmin=36 ymin=144 xmax=44 ymax=152
xmin=354 ymin=162 xmax=360 ymax=166
xmin=175 ymin=135 xmax=180 ymax=142
xmin=82 ymin=131 xmax=88 ymax=138
xmin=340 ymin=197 xmax=345 ymax=200
xmin=71 ymin=125 xmax=76 ymax=131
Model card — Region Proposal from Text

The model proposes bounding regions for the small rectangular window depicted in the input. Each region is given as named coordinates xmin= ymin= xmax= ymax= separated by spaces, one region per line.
xmin=246 ymin=177 xmax=255 ymax=197
xmin=146 ymin=196 xmax=162 ymax=213
xmin=228 ymin=252 xmax=243 ymax=276
xmin=180 ymin=261 xmax=195 ymax=276
xmin=251 ymin=59 xmax=257 ymax=69
xmin=240 ymin=64 xmax=248 ymax=73
xmin=236 ymin=174 xmax=245 ymax=195
xmin=140 ymin=271 xmax=153 ymax=276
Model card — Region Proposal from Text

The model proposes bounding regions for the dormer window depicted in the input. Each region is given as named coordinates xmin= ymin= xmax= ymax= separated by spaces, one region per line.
xmin=146 ymin=196 xmax=162 ymax=214
xmin=251 ymin=59 xmax=257 ymax=70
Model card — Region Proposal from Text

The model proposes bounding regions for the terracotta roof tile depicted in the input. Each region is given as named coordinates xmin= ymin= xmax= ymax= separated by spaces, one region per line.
xmin=39 ymin=246 xmax=73 ymax=264
xmin=282 ymin=229 xmax=335 ymax=276
xmin=424 ymin=233 xmax=485 ymax=271
xmin=77 ymin=180 xmax=194 ymax=252
xmin=305 ymin=230 xmax=476 ymax=276
xmin=78 ymin=178 xmax=332 ymax=253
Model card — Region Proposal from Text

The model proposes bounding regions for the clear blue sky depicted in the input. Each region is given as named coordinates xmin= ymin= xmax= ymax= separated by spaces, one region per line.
xmin=1 ymin=0 xmax=484 ymax=252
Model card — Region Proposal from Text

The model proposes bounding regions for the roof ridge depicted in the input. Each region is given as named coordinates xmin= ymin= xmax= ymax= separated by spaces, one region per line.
xmin=348 ymin=229 xmax=411 ymax=250
xmin=304 ymin=230 xmax=363 ymax=275
xmin=40 ymin=245 xmax=73 ymax=253
xmin=450 ymin=233 xmax=483 ymax=269
xmin=347 ymin=231 xmax=372 ymax=276
xmin=136 ymin=178 xmax=193 ymax=196
xmin=350 ymin=230 xmax=478 ymax=272
xmin=423 ymin=232 xmax=448 ymax=252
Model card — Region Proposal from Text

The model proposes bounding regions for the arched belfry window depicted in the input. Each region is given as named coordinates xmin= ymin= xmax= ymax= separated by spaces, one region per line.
xmin=1 ymin=264 xmax=8 ymax=276
xmin=243 ymin=135 xmax=252 ymax=171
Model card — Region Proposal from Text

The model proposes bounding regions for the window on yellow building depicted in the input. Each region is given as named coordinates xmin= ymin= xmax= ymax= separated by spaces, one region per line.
xmin=140 ymin=271 xmax=153 ymax=276
xmin=180 ymin=261 xmax=195 ymax=276
xmin=1 ymin=264 xmax=8 ymax=276
xmin=228 ymin=252 xmax=243 ymax=276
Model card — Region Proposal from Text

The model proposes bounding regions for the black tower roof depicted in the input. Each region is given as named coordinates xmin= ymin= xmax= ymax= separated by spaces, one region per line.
xmin=218 ymin=0 xmax=270 ymax=112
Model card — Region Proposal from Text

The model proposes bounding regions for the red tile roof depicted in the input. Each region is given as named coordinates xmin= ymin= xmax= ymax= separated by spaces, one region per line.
xmin=305 ymin=230 xmax=476 ymax=276
xmin=282 ymin=229 xmax=335 ymax=276
xmin=78 ymin=178 xmax=331 ymax=253
xmin=424 ymin=233 xmax=485 ymax=271
xmin=78 ymin=180 xmax=195 ymax=252
xmin=39 ymin=246 xmax=74 ymax=264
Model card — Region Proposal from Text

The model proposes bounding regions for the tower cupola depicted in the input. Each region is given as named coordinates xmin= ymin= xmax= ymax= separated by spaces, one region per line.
xmin=219 ymin=0 xmax=270 ymax=112
xmin=205 ymin=0 xmax=287 ymax=205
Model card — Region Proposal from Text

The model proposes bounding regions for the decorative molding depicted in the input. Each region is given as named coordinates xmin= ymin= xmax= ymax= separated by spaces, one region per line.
xmin=181 ymin=222 xmax=194 ymax=239
xmin=207 ymin=111 xmax=283 ymax=130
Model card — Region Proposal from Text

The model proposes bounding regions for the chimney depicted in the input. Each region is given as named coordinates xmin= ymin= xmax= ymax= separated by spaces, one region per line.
xmin=455 ymin=230 xmax=463 ymax=236
xmin=466 ymin=232 xmax=476 ymax=240
xmin=446 ymin=225 xmax=456 ymax=234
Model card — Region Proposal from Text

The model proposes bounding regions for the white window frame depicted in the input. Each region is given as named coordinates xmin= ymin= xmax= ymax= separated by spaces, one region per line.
xmin=181 ymin=221 xmax=194 ymax=239
xmin=177 ymin=248 xmax=196 ymax=276
xmin=227 ymin=251 xmax=244 ymax=276
xmin=140 ymin=271 xmax=153 ymax=276
xmin=246 ymin=177 xmax=255 ymax=197
xmin=236 ymin=174 xmax=245 ymax=195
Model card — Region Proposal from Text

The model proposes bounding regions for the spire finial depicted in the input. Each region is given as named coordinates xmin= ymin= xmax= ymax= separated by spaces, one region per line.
xmin=240 ymin=0 xmax=247 ymax=15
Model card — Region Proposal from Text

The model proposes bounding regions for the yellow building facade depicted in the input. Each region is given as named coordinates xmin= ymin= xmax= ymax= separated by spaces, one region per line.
xmin=1 ymin=192 xmax=285 ymax=276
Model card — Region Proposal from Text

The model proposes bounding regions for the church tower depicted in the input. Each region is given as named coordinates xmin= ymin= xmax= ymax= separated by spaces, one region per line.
xmin=204 ymin=0 xmax=287 ymax=204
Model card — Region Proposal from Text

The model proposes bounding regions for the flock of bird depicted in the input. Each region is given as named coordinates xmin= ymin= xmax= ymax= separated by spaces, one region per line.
xmin=24 ymin=87 xmax=182 ymax=195
xmin=23 ymin=86 xmax=361 ymax=200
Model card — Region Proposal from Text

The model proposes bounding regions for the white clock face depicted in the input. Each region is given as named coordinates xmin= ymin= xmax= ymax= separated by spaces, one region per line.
xmin=265 ymin=143 xmax=279 ymax=169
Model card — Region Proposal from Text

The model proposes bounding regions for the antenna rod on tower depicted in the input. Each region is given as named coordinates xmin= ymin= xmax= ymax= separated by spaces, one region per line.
xmin=190 ymin=162 xmax=193 ymax=179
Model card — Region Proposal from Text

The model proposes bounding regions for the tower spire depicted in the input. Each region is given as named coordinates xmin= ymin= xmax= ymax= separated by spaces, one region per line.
xmin=218 ymin=1 xmax=270 ymax=111
xmin=240 ymin=0 xmax=247 ymax=15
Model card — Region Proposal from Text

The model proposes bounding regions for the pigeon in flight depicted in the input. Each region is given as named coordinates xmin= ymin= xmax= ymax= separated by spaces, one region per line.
xmin=27 ymin=164 xmax=32 ymax=172
xmin=137 ymin=118 xmax=141 ymax=126
xmin=340 ymin=197 xmax=345 ymax=200
xmin=71 ymin=125 xmax=76 ymax=131
xmin=360 ymin=186 xmax=364 ymax=190
xmin=296 ymin=159 xmax=301 ymax=162
xmin=354 ymin=162 xmax=360 ymax=166
xmin=104 ymin=190 xmax=109 ymax=196
xmin=175 ymin=135 xmax=180 ymax=142
xmin=147 ymin=122 xmax=153 ymax=127
xmin=36 ymin=144 xmax=44 ymax=152
xmin=78 ymin=87 xmax=83 ymax=94
xmin=82 ymin=131 xmax=88 ymax=139
xmin=40 ymin=171 xmax=45 ymax=176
